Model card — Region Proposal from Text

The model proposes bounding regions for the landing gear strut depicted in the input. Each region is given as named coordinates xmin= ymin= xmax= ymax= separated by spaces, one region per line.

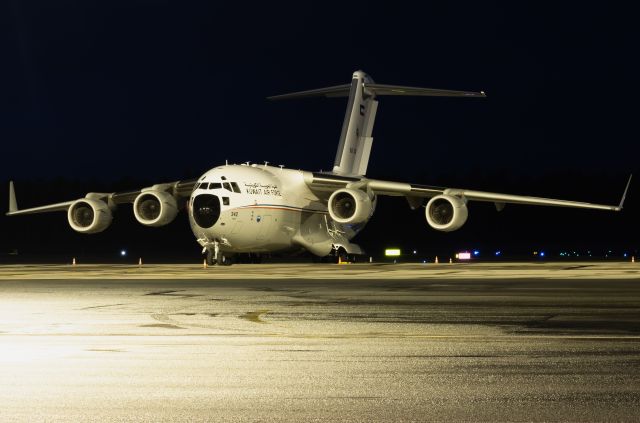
xmin=318 ymin=247 xmax=350 ymax=264
xmin=205 ymin=241 xmax=233 ymax=266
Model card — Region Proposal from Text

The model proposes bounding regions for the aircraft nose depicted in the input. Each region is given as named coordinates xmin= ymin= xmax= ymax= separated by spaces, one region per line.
xmin=192 ymin=194 xmax=220 ymax=228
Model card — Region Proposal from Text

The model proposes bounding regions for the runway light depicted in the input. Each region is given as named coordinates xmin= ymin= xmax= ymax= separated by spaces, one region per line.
xmin=385 ymin=249 xmax=401 ymax=257
xmin=473 ymin=250 xmax=480 ymax=256
xmin=120 ymin=249 xmax=127 ymax=257
xmin=540 ymin=252 xmax=546 ymax=257
xmin=495 ymin=251 xmax=501 ymax=256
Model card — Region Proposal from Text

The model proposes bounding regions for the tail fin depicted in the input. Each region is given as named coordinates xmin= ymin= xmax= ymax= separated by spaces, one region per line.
xmin=268 ymin=70 xmax=485 ymax=176
xmin=329 ymin=71 xmax=377 ymax=175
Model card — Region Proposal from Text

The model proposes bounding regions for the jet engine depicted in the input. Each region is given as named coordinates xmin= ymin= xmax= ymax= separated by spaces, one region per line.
xmin=425 ymin=194 xmax=468 ymax=232
xmin=67 ymin=199 xmax=113 ymax=234
xmin=328 ymin=188 xmax=373 ymax=224
xmin=133 ymin=191 xmax=178 ymax=227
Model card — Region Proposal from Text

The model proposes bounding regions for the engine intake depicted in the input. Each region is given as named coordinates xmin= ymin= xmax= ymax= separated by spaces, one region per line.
xmin=425 ymin=194 xmax=468 ymax=232
xmin=328 ymin=188 xmax=373 ymax=225
xmin=67 ymin=199 xmax=113 ymax=234
xmin=133 ymin=191 xmax=178 ymax=227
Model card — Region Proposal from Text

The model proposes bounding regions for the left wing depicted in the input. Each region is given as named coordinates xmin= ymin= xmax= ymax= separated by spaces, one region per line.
xmin=305 ymin=172 xmax=631 ymax=212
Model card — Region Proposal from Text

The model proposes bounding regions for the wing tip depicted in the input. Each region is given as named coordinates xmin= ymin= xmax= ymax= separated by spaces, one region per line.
xmin=8 ymin=180 xmax=17 ymax=214
xmin=617 ymin=174 xmax=633 ymax=210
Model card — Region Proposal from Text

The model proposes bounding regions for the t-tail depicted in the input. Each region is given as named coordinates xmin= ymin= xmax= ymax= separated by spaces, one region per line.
xmin=268 ymin=70 xmax=486 ymax=176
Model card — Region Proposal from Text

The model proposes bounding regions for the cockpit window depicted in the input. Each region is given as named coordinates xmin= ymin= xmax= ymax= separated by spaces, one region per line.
xmin=223 ymin=182 xmax=232 ymax=192
xmin=222 ymin=197 xmax=230 ymax=205
xmin=210 ymin=183 xmax=222 ymax=189
xmin=230 ymin=182 xmax=241 ymax=193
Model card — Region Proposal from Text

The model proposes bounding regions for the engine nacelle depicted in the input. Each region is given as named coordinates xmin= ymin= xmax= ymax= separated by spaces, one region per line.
xmin=67 ymin=199 xmax=113 ymax=234
xmin=425 ymin=194 xmax=468 ymax=232
xmin=328 ymin=188 xmax=373 ymax=224
xmin=133 ymin=191 xmax=178 ymax=227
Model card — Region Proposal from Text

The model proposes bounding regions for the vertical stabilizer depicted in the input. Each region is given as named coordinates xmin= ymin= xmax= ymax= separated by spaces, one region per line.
xmin=332 ymin=70 xmax=378 ymax=176
xmin=267 ymin=70 xmax=485 ymax=176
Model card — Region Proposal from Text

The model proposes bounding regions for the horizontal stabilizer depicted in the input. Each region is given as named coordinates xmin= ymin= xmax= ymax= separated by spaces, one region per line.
xmin=366 ymin=83 xmax=485 ymax=98
xmin=270 ymin=70 xmax=486 ymax=177
xmin=268 ymin=83 xmax=485 ymax=100
xmin=267 ymin=84 xmax=352 ymax=100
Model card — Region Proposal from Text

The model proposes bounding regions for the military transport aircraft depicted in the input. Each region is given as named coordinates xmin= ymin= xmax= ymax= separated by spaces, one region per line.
xmin=6 ymin=70 xmax=631 ymax=265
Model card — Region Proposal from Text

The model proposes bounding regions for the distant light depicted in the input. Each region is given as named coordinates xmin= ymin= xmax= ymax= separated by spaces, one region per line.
xmin=495 ymin=251 xmax=501 ymax=256
xmin=385 ymin=248 xmax=401 ymax=257
xmin=533 ymin=251 xmax=538 ymax=255
xmin=458 ymin=252 xmax=471 ymax=260
xmin=120 ymin=249 xmax=127 ymax=257
xmin=624 ymin=253 xmax=628 ymax=258
xmin=473 ymin=250 xmax=480 ymax=256
xmin=540 ymin=251 xmax=546 ymax=257
xmin=422 ymin=260 xmax=426 ymax=264
xmin=413 ymin=250 xmax=417 ymax=255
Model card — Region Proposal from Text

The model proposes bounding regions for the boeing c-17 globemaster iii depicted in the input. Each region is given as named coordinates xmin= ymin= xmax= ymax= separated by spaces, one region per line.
xmin=6 ymin=70 xmax=632 ymax=265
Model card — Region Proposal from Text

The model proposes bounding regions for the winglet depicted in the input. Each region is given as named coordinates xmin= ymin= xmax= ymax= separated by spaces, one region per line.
xmin=8 ymin=181 xmax=18 ymax=215
xmin=617 ymin=174 xmax=632 ymax=210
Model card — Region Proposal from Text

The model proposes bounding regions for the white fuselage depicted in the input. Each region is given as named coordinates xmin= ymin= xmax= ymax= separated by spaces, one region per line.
xmin=187 ymin=164 xmax=365 ymax=256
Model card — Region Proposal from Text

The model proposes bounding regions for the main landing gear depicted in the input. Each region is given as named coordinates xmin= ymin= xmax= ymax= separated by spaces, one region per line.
xmin=315 ymin=247 xmax=353 ymax=263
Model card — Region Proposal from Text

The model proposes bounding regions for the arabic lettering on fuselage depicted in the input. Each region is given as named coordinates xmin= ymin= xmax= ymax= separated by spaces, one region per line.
xmin=243 ymin=182 xmax=281 ymax=197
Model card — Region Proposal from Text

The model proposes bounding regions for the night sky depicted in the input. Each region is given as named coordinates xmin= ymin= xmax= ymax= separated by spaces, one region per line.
xmin=1 ymin=2 xmax=638 ymax=261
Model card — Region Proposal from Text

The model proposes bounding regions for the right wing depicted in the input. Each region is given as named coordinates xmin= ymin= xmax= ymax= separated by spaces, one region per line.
xmin=6 ymin=179 xmax=198 ymax=216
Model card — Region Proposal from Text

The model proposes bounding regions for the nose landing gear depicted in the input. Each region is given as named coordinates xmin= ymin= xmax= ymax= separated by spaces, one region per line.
xmin=204 ymin=241 xmax=233 ymax=266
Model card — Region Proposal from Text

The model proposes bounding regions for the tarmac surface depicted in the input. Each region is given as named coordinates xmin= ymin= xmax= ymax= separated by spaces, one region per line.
xmin=1 ymin=263 xmax=639 ymax=422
